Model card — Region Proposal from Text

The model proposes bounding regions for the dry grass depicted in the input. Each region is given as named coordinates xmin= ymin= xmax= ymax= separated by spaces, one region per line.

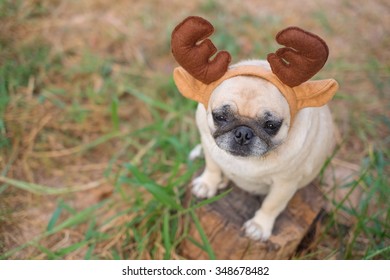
xmin=0 ymin=0 xmax=389 ymax=259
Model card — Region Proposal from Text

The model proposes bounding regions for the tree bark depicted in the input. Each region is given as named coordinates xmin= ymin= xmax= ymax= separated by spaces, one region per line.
xmin=180 ymin=181 xmax=324 ymax=259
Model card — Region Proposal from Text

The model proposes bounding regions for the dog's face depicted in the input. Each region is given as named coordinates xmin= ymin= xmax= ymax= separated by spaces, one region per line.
xmin=207 ymin=76 xmax=291 ymax=157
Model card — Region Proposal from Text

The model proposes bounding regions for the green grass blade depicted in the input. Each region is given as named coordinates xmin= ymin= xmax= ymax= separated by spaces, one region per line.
xmin=124 ymin=163 xmax=153 ymax=184
xmin=34 ymin=244 xmax=59 ymax=260
xmin=31 ymin=130 xmax=126 ymax=158
xmin=47 ymin=202 xmax=105 ymax=235
xmin=1 ymin=202 xmax=105 ymax=259
xmin=84 ymin=244 xmax=96 ymax=260
xmin=364 ymin=246 xmax=390 ymax=260
xmin=84 ymin=218 xmax=97 ymax=241
xmin=0 ymin=176 xmax=104 ymax=195
xmin=124 ymin=163 xmax=182 ymax=210
xmin=192 ymin=188 xmax=232 ymax=209
xmin=125 ymin=86 xmax=176 ymax=113
xmin=46 ymin=202 xmax=64 ymax=231
xmin=162 ymin=211 xmax=171 ymax=260
xmin=144 ymin=183 xmax=182 ymax=210
xmin=189 ymin=209 xmax=216 ymax=260
xmin=55 ymin=240 xmax=89 ymax=257
xmin=111 ymin=249 xmax=121 ymax=260
xmin=110 ymin=96 xmax=120 ymax=131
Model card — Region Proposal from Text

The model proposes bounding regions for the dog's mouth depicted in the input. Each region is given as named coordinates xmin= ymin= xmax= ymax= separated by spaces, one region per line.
xmin=214 ymin=125 xmax=270 ymax=157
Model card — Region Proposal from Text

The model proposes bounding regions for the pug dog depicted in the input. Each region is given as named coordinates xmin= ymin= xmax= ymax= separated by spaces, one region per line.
xmin=192 ymin=59 xmax=335 ymax=240
xmin=171 ymin=16 xmax=338 ymax=241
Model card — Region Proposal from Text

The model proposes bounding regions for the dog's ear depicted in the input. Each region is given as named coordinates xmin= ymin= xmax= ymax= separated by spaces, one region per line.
xmin=173 ymin=67 xmax=211 ymax=106
xmin=294 ymin=79 xmax=338 ymax=110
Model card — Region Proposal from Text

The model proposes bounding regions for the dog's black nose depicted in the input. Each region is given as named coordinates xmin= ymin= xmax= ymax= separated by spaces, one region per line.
xmin=234 ymin=126 xmax=254 ymax=145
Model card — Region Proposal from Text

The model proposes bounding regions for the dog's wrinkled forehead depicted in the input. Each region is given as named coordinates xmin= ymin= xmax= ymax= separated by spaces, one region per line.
xmin=209 ymin=75 xmax=290 ymax=119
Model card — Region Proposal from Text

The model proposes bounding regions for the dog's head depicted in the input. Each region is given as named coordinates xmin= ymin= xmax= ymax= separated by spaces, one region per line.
xmin=171 ymin=16 xmax=338 ymax=157
xmin=207 ymin=63 xmax=289 ymax=157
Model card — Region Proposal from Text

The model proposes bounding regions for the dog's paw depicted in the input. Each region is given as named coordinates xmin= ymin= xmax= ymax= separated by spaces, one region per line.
xmin=192 ymin=174 xmax=228 ymax=199
xmin=243 ymin=218 xmax=272 ymax=241
xmin=188 ymin=144 xmax=203 ymax=161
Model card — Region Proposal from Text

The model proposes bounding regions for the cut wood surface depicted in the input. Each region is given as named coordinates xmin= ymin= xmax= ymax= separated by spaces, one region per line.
xmin=180 ymin=181 xmax=325 ymax=260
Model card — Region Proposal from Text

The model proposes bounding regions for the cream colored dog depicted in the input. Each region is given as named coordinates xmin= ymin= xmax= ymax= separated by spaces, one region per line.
xmin=192 ymin=60 xmax=335 ymax=241
xmin=171 ymin=16 xmax=338 ymax=241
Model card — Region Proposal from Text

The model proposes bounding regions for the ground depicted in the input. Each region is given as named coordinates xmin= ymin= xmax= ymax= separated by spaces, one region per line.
xmin=0 ymin=0 xmax=389 ymax=259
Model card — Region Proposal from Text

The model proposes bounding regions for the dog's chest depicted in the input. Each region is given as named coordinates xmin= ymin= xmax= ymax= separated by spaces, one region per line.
xmin=214 ymin=153 xmax=276 ymax=194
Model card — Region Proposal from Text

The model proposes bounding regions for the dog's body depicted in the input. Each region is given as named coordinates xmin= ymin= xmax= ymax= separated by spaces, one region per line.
xmin=170 ymin=17 xmax=338 ymax=241
xmin=192 ymin=60 xmax=335 ymax=241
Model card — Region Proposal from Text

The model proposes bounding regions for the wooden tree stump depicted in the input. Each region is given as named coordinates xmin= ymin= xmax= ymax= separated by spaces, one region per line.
xmin=180 ymin=181 xmax=324 ymax=259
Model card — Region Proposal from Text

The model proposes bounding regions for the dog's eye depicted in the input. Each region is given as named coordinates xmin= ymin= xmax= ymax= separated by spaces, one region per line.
xmin=213 ymin=113 xmax=227 ymax=123
xmin=265 ymin=122 xmax=276 ymax=130
xmin=264 ymin=120 xmax=282 ymax=135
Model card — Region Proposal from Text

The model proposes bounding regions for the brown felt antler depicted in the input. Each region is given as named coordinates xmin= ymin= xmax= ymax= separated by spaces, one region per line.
xmin=267 ymin=27 xmax=329 ymax=87
xmin=171 ymin=16 xmax=231 ymax=84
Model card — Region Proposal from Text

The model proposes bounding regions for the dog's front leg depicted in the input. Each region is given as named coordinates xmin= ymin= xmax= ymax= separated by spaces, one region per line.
xmin=192 ymin=142 xmax=229 ymax=199
xmin=244 ymin=181 xmax=298 ymax=241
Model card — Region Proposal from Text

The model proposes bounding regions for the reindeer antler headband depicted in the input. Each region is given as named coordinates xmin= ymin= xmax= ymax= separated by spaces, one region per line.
xmin=171 ymin=16 xmax=338 ymax=120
